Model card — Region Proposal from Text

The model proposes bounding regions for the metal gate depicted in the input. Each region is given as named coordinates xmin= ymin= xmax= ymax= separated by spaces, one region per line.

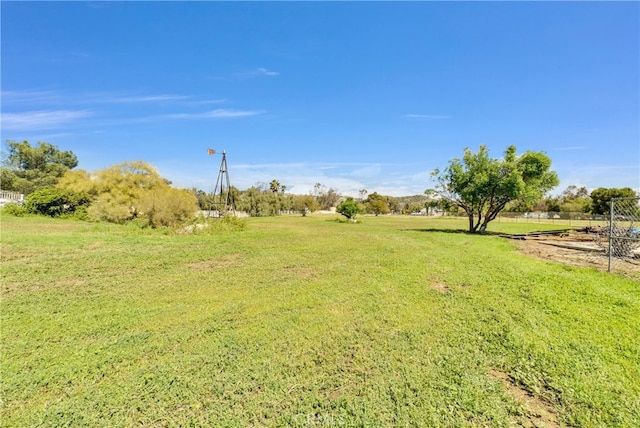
xmin=608 ymin=197 xmax=640 ymax=272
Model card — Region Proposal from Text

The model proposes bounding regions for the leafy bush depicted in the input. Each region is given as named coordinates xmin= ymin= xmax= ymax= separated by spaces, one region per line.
xmin=183 ymin=214 xmax=248 ymax=234
xmin=137 ymin=187 xmax=199 ymax=228
xmin=60 ymin=161 xmax=199 ymax=227
xmin=87 ymin=194 xmax=132 ymax=224
xmin=25 ymin=188 xmax=91 ymax=217
xmin=216 ymin=214 xmax=248 ymax=231
xmin=65 ymin=204 xmax=89 ymax=221
xmin=1 ymin=203 xmax=28 ymax=217
xmin=336 ymin=197 xmax=362 ymax=221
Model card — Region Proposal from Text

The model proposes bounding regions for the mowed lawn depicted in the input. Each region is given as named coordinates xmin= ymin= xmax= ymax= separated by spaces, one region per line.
xmin=1 ymin=214 xmax=638 ymax=427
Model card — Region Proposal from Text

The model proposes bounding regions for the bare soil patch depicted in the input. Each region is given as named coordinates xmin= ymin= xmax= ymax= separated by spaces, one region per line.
xmin=430 ymin=283 xmax=450 ymax=293
xmin=490 ymin=368 xmax=559 ymax=428
xmin=512 ymin=230 xmax=640 ymax=278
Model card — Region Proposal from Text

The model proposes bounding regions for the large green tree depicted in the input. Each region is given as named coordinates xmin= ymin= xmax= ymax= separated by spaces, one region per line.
xmin=1 ymin=140 xmax=78 ymax=194
xmin=365 ymin=192 xmax=390 ymax=216
xmin=433 ymin=145 xmax=559 ymax=233
xmin=292 ymin=194 xmax=319 ymax=216
xmin=590 ymin=187 xmax=637 ymax=215
xmin=558 ymin=185 xmax=592 ymax=213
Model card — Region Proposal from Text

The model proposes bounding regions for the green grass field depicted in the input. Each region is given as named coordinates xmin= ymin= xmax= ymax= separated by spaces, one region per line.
xmin=1 ymin=214 xmax=638 ymax=427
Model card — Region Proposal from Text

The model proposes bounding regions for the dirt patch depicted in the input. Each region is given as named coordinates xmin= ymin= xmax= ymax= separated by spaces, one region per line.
xmin=430 ymin=283 xmax=450 ymax=293
xmin=512 ymin=231 xmax=640 ymax=278
xmin=425 ymin=273 xmax=450 ymax=293
xmin=429 ymin=282 xmax=451 ymax=294
xmin=490 ymin=368 xmax=559 ymax=428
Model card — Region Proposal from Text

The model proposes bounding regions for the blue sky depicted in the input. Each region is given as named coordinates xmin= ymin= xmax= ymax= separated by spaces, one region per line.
xmin=2 ymin=1 xmax=638 ymax=197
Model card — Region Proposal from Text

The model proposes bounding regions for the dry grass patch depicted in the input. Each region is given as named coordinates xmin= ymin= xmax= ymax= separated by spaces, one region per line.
xmin=55 ymin=278 xmax=87 ymax=288
xmin=3 ymin=279 xmax=86 ymax=298
xmin=185 ymin=253 xmax=243 ymax=270
xmin=282 ymin=265 xmax=317 ymax=280
xmin=84 ymin=241 xmax=104 ymax=250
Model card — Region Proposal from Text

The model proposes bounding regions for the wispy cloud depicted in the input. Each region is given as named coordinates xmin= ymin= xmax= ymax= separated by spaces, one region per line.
xmin=555 ymin=163 xmax=640 ymax=194
xmin=224 ymin=161 xmax=428 ymax=197
xmin=257 ymin=67 xmax=279 ymax=76
xmin=2 ymin=90 xmax=225 ymax=107
xmin=109 ymin=95 xmax=192 ymax=103
xmin=164 ymin=109 xmax=265 ymax=119
xmin=233 ymin=161 xmax=415 ymax=170
xmin=156 ymin=157 xmax=433 ymax=198
xmin=1 ymin=90 xmax=63 ymax=105
xmin=404 ymin=114 xmax=452 ymax=120
xmin=1 ymin=110 xmax=92 ymax=130
xmin=350 ymin=165 xmax=382 ymax=179
xmin=233 ymin=67 xmax=280 ymax=79
xmin=188 ymin=98 xmax=228 ymax=106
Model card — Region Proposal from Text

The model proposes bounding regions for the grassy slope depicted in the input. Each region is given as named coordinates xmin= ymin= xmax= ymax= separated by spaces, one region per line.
xmin=1 ymin=215 xmax=638 ymax=427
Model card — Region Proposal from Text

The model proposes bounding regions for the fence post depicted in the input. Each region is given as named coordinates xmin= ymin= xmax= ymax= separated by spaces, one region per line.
xmin=608 ymin=201 xmax=613 ymax=272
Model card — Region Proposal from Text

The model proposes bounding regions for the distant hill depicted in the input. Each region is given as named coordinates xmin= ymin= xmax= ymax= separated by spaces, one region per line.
xmin=396 ymin=194 xmax=430 ymax=206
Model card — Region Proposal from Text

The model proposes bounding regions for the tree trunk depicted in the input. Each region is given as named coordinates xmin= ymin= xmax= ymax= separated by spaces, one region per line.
xmin=468 ymin=213 xmax=476 ymax=233
xmin=480 ymin=203 xmax=506 ymax=234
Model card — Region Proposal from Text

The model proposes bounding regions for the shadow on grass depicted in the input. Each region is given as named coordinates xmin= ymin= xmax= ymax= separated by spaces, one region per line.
xmin=404 ymin=228 xmax=503 ymax=236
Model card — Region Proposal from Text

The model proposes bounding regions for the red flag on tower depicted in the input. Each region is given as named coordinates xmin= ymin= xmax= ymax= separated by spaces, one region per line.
xmin=207 ymin=148 xmax=216 ymax=155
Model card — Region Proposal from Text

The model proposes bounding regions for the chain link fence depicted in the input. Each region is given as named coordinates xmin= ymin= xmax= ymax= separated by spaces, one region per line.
xmin=434 ymin=206 xmax=640 ymax=275
xmin=606 ymin=197 xmax=640 ymax=272
xmin=424 ymin=203 xmax=640 ymax=275
xmin=496 ymin=211 xmax=606 ymax=227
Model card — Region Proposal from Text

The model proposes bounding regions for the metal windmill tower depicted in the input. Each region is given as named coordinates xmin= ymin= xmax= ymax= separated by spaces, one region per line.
xmin=208 ymin=148 xmax=236 ymax=217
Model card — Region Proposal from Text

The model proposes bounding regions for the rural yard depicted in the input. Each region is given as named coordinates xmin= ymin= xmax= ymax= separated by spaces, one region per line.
xmin=1 ymin=214 xmax=638 ymax=427
xmin=3 ymin=2 xmax=638 ymax=426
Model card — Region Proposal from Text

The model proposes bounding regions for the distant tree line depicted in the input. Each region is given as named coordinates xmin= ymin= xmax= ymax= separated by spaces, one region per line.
xmin=191 ymin=185 xmax=408 ymax=220
xmin=506 ymin=185 xmax=637 ymax=216
xmin=2 ymin=141 xmax=637 ymax=229
xmin=190 ymin=181 xmax=338 ymax=217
